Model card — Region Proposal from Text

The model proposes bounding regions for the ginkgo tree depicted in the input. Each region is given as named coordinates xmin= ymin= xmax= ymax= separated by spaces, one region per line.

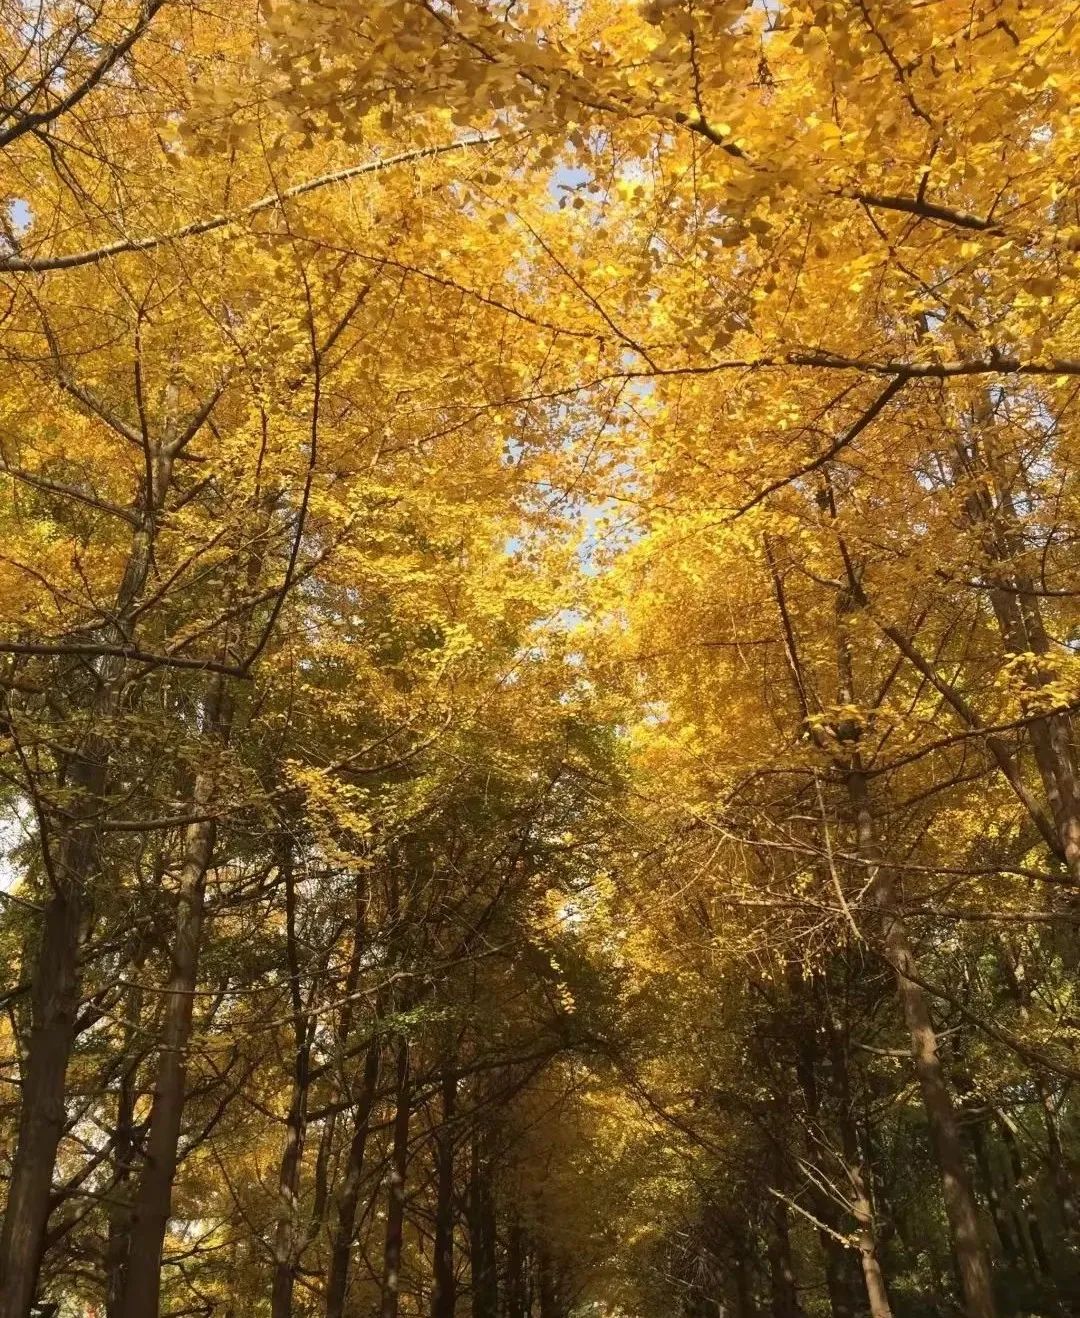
xmin=0 ymin=3 xmax=600 ymax=1316
xmin=1 ymin=2 xmax=1079 ymax=1318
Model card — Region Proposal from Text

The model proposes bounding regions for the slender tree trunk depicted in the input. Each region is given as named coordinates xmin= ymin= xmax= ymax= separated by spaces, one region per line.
xmin=469 ymin=1128 xmax=498 ymax=1318
xmin=878 ymin=882 xmax=994 ymax=1315
xmin=790 ymin=1030 xmax=857 ymax=1318
xmin=848 ymin=1158 xmax=893 ymax=1318
xmin=822 ymin=553 xmax=997 ymax=1318
xmin=323 ymin=866 xmax=377 ymax=1316
xmin=117 ymin=811 xmax=216 ymax=1317
xmin=817 ymin=1230 xmax=855 ymax=1318
xmin=106 ymin=1061 xmax=138 ymax=1318
xmin=1037 ymin=1083 xmax=1080 ymax=1242
xmin=306 ymin=1111 xmax=336 ymax=1252
xmin=505 ymin=1220 xmax=527 ymax=1318
xmin=0 ymin=760 xmax=96 ymax=1318
xmin=993 ymin=1110 xmax=1051 ymax=1279
xmin=968 ymin=1119 xmax=1019 ymax=1264
xmin=537 ymin=1249 xmax=561 ymax=1318
xmin=325 ymin=1035 xmax=381 ymax=1318
xmin=822 ymin=1010 xmax=893 ymax=1318
xmin=787 ymin=990 xmax=861 ymax=1318
xmin=996 ymin=938 xmax=1080 ymax=1244
xmin=106 ymin=969 xmax=146 ymax=1318
xmin=767 ymin=553 xmax=891 ymax=1318
xmin=766 ymin=1194 xmax=803 ymax=1318
xmin=848 ymin=766 xmax=997 ymax=1318
xmin=380 ymin=1036 xmax=412 ymax=1318
xmin=431 ymin=1066 xmax=458 ymax=1318
xmin=731 ymin=1242 xmax=758 ymax=1318
xmin=118 ymin=681 xmax=230 ymax=1318
xmin=957 ymin=431 xmax=1080 ymax=882
xmin=271 ymin=1078 xmax=309 ymax=1318
xmin=272 ymin=840 xmax=313 ymax=1318
xmin=0 ymin=412 xmax=182 ymax=1318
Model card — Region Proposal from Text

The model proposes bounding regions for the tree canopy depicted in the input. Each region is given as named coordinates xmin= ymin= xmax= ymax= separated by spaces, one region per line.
xmin=0 ymin=3 xmax=1077 ymax=1317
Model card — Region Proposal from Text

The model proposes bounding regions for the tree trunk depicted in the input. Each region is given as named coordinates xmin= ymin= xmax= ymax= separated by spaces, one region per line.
xmin=873 ymin=862 xmax=997 ymax=1318
xmin=768 ymin=554 xmax=889 ymax=1318
xmin=431 ymin=1067 xmax=458 ymax=1318
xmin=731 ymin=1243 xmax=758 ymax=1318
xmin=325 ymin=1035 xmax=381 ymax=1318
xmin=818 ymin=1230 xmax=856 ymax=1318
xmin=379 ymin=1036 xmax=412 ymax=1318
xmin=822 ymin=1010 xmax=893 ymax=1318
xmin=849 ymin=766 xmax=997 ymax=1318
xmin=823 ymin=554 xmax=997 ymax=1318
xmin=0 ymin=792 xmax=92 ymax=1318
xmin=106 ymin=1061 xmax=138 ymax=1318
xmin=766 ymin=1194 xmax=803 ymax=1318
xmin=993 ymin=1110 xmax=1051 ymax=1279
xmin=796 ymin=1106 xmax=857 ymax=1313
xmin=306 ymin=1111 xmax=337 ymax=1255
xmin=787 ymin=992 xmax=861 ymax=1318
xmin=1037 ymin=1082 xmax=1080 ymax=1243
xmin=956 ymin=429 xmax=1080 ymax=882
xmin=996 ymin=938 xmax=1080 ymax=1245
xmin=968 ymin=1119 xmax=1019 ymax=1264
xmin=504 ymin=1220 xmax=527 ymax=1318
xmin=106 ymin=969 xmax=146 ymax=1318
xmin=272 ymin=840 xmax=312 ymax=1318
xmin=537 ymin=1249 xmax=562 ymax=1318
xmin=0 ymin=419 xmax=176 ymax=1318
xmin=271 ymin=1081 xmax=308 ymax=1318
xmin=847 ymin=1159 xmax=893 ymax=1318
xmin=469 ymin=1129 xmax=498 ymax=1318
xmin=118 ymin=681 xmax=229 ymax=1318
